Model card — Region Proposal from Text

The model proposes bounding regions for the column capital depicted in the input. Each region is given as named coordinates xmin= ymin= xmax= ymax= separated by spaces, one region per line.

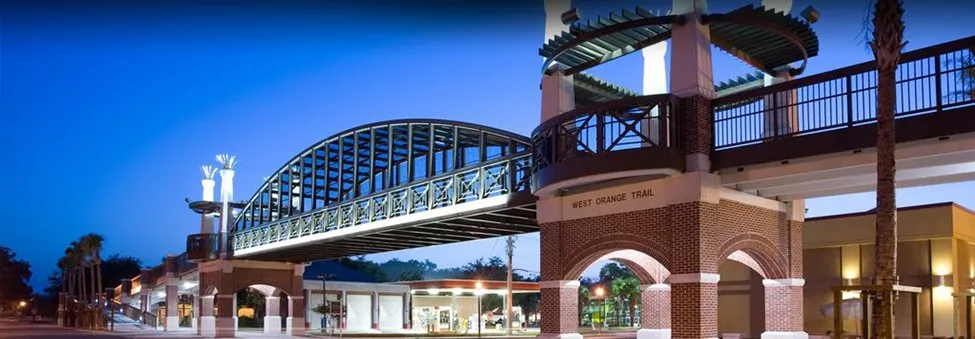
xmin=641 ymin=283 xmax=671 ymax=291
xmin=763 ymin=279 xmax=805 ymax=287
xmin=539 ymin=280 xmax=581 ymax=289
xmin=669 ymin=273 xmax=720 ymax=284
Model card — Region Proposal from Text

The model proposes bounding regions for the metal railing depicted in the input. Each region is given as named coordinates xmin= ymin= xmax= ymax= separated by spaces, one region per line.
xmin=713 ymin=36 xmax=975 ymax=150
xmin=531 ymin=94 xmax=680 ymax=172
xmin=186 ymin=233 xmax=222 ymax=261
xmin=231 ymin=153 xmax=532 ymax=253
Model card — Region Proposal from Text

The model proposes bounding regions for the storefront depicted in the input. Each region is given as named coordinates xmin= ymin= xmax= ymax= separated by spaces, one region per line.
xmin=402 ymin=280 xmax=539 ymax=333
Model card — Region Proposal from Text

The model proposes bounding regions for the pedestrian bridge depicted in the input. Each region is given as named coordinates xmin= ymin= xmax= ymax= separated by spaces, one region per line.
xmin=184 ymin=35 xmax=974 ymax=263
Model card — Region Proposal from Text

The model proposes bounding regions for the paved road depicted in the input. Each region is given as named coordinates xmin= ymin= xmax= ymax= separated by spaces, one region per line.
xmin=0 ymin=319 xmax=125 ymax=338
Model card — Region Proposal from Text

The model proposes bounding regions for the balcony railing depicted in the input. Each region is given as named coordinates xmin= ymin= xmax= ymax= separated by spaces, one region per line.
xmin=530 ymin=94 xmax=682 ymax=189
xmin=231 ymin=153 xmax=532 ymax=253
xmin=186 ymin=233 xmax=222 ymax=262
xmin=713 ymin=36 xmax=975 ymax=150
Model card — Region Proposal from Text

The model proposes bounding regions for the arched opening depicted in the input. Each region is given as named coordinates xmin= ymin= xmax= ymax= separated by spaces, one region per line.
xmin=234 ymin=284 xmax=291 ymax=335
xmin=717 ymin=250 xmax=769 ymax=339
xmin=562 ymin=248 xmax=671 ymax=338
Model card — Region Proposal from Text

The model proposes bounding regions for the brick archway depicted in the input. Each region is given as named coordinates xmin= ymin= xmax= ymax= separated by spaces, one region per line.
xmin=562 ymin=235 xmax=671 ymax=284
xmin=717 ymin=233 xmax=789 ymax=279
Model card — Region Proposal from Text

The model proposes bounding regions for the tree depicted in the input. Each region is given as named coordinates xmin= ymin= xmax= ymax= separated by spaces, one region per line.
xmin=337 ymin=256 xmax=389 ymax=282
xmin=379 ymin=259 xmax=438 ymax=281
xmin=0 ymin=246 xmax=33 ymax=308
xmin=611 ymin=277 xmax=640 ymax=327
xmin=398 ymin=270 xmax=425 ymax=281
xmin=577 ymin=285 xmax=591 ymax=326
xmin=598 ymin=263 xmax=634 ymax=286
xmin=867 ymin=0 xmax=907 ymax=337
xmin=79 ymin=233 xmax=105 ymax=307
xmin=952 ymin=48 xmax=975 ymax=100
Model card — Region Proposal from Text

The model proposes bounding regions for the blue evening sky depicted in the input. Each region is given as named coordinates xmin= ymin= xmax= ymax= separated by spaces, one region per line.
xmin=2 ymin=0 xmax=974 ymax=290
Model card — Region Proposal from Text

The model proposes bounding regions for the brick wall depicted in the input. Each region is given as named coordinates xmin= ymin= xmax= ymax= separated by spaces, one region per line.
xmin=538 ymin=190 xmax=804 ymax=337
xmin=539 ymin=286 xmax=579 ymax=334
xmin=680 ymin=95 xmax=713 ymax=156
xmin=764 ymin=284 xmax=803 ymax=331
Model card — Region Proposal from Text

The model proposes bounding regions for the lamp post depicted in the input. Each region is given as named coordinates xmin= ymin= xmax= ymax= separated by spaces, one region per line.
xmin=318 ymin=274 xmax=336 ymax=334
xmin=594 ymin=287 xmax=605 ymax=334
xmin=475 ymin=281 xmax=484 ymax=339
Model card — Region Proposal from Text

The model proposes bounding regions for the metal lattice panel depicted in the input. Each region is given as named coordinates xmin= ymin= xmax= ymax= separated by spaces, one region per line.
xmin=230 ymin=119 xmax=532 ymax=241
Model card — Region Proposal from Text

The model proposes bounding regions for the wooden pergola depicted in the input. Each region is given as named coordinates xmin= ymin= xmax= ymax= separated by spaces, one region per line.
xmin=830 ymin=284 xmax=922 ymax=339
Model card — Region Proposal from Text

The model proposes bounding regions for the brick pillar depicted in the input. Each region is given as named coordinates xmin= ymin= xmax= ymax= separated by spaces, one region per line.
xmin=164 ymin=256 xmax=179 ymax=332
xmin=761 ymin=279 xmax=807 ymax=339
xmin=670 ymin=0 xmax=714 ymax=173
xmin=264 ymin=296 xmax=282 ymax=334
xmin=538 ymin=280 xmax=583 ymax=339
xmin=670 ymin=274 xmax=720 ymax=339
xmin=288 ymin=295 xmax=305 ymax=335
xmin=215 ymin=293 xmax=236 ymax=338
xmin=638 ymin=284 xmax=672 ymax=339
xmin=200 ymin=296 xmax=215 ymax=337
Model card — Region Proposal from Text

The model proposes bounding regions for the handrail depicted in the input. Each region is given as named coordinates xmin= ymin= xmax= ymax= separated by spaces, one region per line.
xmin=232 ymin=152 xmax=532 ymax=253
xmin=713 ymin=35 xmax=975 ymax=150
xmin=531 ymin=94 xmax=680 ymax=173
xmin=186 ymin=233 xmax=222 ymax=261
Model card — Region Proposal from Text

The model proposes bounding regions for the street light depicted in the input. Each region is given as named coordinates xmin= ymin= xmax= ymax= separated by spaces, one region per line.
xmin=18 ymin=301 xmax=26 ymax=307
xmin=105 ymin=287 xmax=116 ymax=331
xmin=594 ymin=287 xmax=605 ymax=333
xmin=474 ymin=281 xmax=485 ymax=339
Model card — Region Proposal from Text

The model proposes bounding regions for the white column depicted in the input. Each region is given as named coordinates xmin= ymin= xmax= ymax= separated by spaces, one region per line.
xmin=233 ymin=293 xmax=239 ymax=331
xmin=192 ymin=294 xmax=199 ymax=330
xmin=759 ymin=0 xmax=798 ymax=138
xmin=218 ymin=167 xmax=235 ymax=233
xmin=669 ymin=0 xmax=714 ymax=172
xmin=541 ymin=0 xmax=575 ymax=124
xmin=372 ymin=291 xmax=380 ymax=330
xmin=403 ymin=293 xmax=411 ymax=329
xmin=264 ymin=296 xmax=282 ymax=334
xmin=642 ymin=41 xmax=669 ymax=146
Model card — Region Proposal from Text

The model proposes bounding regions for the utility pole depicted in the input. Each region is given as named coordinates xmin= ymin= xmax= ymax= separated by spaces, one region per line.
xmin=506 ymin=236 xmax=515 ymax=335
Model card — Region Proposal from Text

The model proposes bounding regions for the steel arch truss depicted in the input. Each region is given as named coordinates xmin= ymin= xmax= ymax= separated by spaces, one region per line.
xmin=230 ymin=120 xmax=533 ymax=255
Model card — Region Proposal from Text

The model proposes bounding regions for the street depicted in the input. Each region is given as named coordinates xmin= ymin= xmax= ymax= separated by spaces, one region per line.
xmin=0 ymin=319 xmax=123 ymax=338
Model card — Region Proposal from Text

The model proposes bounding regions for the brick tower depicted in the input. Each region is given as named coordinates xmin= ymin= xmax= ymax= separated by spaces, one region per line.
xmin=535 ymin=1 xmax=809 ymax=339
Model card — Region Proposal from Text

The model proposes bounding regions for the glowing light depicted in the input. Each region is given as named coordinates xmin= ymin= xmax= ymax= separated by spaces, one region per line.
xmin=157 ymin=292 xmax=166 ymax=298
xmin=182 ymin=281 xmax=198 ymax=289
xmin=842 ymin=268 xmax=859 ymax=280
xmin=474 ymin=281 xmax=485 ymax=296
xmin=452 ymin=288 xmax=463 ymax=295
xmin=18 ymin=301 xmax=26 ymax=307
xmin=428 ymin=289 xmax=440 ymax=295
xmin=841 ymin=291 xmax=861 ymax=300
xmin=595 ymin=287 xmax=605 ymax=297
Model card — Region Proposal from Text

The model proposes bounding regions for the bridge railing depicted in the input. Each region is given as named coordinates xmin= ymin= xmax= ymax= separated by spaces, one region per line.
xmin=231 ymin=152 xmax=532 ymax=253
xmin=186 ymin=233 xmax=223 ymax=261
xmin=713 ymin=36 xmax=975 ymax=150
xmin=531 ymin=94 xmax=680 ymax=171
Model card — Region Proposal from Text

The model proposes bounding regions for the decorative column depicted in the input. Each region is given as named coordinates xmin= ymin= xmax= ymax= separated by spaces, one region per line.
xmin=264 ymin=296 xmax=282 ymax=334
xmin=216 ymin=154 xmax=237 ymax=257
xmin=200 ymin=295 xmax=215 ymax=337
xmin=762 ymin=279 xmax=807 ymax=339
xmin=642 ymin=39 xmax=669 ymax=145
xmin=759 ymin=0 xmax=798 ymax=138
xmin=372 ymin=291 xmax=380 ymax=329
xmin=670 ymin=0 xmax=714 ymax=172
xmin=541 ymin=0 xmax=574 ymax=124
xmin=164 ymin=256 xmax=179 ymax=331
xmin=638 ymin=284 xmax=672 ymax=339
xmin=538 ymin=280 xmax=582 ymax=339
xmin=200 ymin=165 xmax=218 ymax=234
xmin=403 ymin=292 xmax=411 ymax=329
xmin=670 ymin=274 xmax=720 ymax=339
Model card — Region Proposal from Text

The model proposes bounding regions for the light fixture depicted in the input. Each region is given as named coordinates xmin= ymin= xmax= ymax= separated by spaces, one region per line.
xmin=183 ymin=281 xmax=198 ymax=289
xmin=595 ymin=287 xmax=605 ymax=297
xmin=561 ymin=8 xmax=581 ymax=25
xmin=937 ymin=275 xmax=947 ymax=287
xmin=157 ymin=292 xmax=166 ymax=298
xmin=452 ymin=288 xmax=463 ymax=296
xmin=800 ymin=5 xmax=820 ymax=24
xmin=428 ymin=289 xmax=440 ymax=296
xmin=474 ymin=281 xmax=485 ymax=296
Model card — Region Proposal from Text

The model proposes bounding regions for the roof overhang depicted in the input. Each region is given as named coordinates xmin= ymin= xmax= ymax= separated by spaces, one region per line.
xmin=540 ymin=7 xmax=684 ymax=76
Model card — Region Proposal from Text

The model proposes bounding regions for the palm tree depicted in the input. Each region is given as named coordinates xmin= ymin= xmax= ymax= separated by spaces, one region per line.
xmin=955 ymin=47 xmax=975 ymax=100
xmin=610 ymin=277 xmax=640 ymax=327
xmin=868 ymin=0 xmax=906 ymax=337
xmin=80 ymin=234 xmax=105 ymax=307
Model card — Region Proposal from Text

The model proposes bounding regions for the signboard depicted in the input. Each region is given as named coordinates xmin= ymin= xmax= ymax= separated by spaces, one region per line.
xmin=560 ymin=179 xmax=666 ymax=221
